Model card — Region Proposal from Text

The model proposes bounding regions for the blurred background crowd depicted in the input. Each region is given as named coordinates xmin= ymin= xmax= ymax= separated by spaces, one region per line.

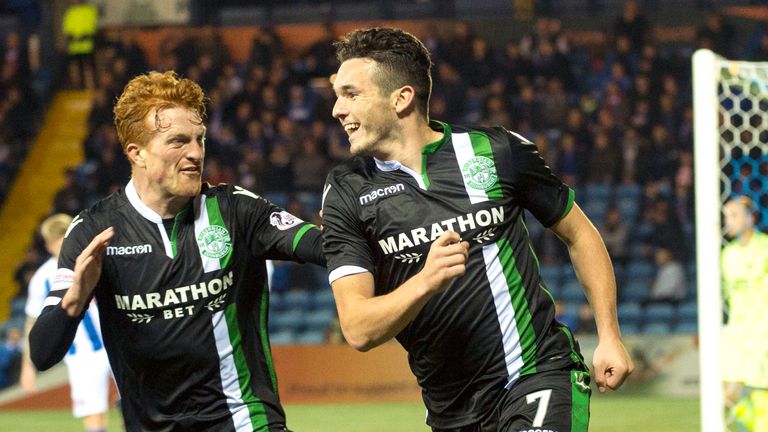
xmin=0 ymin=0 xmax=767 ymax=388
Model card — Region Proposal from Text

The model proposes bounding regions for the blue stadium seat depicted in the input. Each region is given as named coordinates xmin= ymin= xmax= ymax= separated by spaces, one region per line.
xmin=583 ymin=200 xmax=609 ymax=224
xmin=615 ymin=183 xmax=641 ymax=200
xmin=269 ymin=330 xmax=295 ymax=345
xmin=294 ymin=330 xmax=326 ymax=344
xmin=10 ymin=297 xmax=26 ymax=318
xmin=311 ymin=290 xmax=336 ymax=310
xmin=617 ymin=302 xmax=642 ymax=327
xmin=616 ymin=197 xmax=640 ymax=222
xmin=284 ymin=290 xmax=312 ymax=309
xmin=303 ymin=309 xmax=335 ymax=330
xmin=676 ymin=301 xmax=698 ymax=324
xmin=559 ymin=280 xmax=585 ymax=303
xmin=643 ymin=322 xmax=671 ymax=335
xmin=674 ymin=321 xmax=698 ymax=334
xmin=644 ymin=303 xmax=675 ymax=323
xmin=270 ymin=309 xmax=304 ymax=333
xmin=620 ymin=322 xmax=640 ymax=335
xmin=620 ymin=280 xmax=649 ymax=303
xmin=585 ymin=183 xmax=612 ymax=201
xmin=539 ymin=264 xmax=561 ymax=287
xmin=626 ymin=260 xmax=656 ymax=279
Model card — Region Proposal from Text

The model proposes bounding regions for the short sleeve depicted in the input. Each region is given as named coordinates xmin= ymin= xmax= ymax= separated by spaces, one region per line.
xmin=321 ymin=171 xmax=374 ymax=283
xmin=505 ymin=130 xmax=574 ymax=227
xmin=229 ymin=185 xmax=315 ymax=260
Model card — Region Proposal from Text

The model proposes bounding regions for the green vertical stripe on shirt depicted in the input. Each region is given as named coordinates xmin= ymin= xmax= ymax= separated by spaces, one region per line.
xmin=497 ymin=238 xmax=538 ymax=375
xmin=205 ymin=196 xmax=232 ymax=268
xmin=225 ymin=303 xmax=269 ymax=431
xmin=468 ymin=131 xmax=503 ymax=200
xmin=259 ymin=286 xmax=279 ymax=396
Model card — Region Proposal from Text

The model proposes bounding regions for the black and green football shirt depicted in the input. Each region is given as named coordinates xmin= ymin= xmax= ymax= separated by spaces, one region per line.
xmin=322 ymin=121 xmax=586 ymax=429
xmin=31 ymin=181 xmax=321 ymax=432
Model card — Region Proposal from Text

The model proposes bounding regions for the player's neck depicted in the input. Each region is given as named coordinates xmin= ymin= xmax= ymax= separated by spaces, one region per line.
xmin=737 ymin=229 xmax=754 ymax=245
xmin=132 ymin=177 xmax=191 ymax=219
xmin=375 ymin=120 xmax=443 ymax=173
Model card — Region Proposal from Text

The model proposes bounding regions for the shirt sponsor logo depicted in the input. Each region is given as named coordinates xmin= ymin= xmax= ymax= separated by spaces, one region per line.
xmin=359 ymin=183 xmax=406 ymax=205
xmin=114 ymin=271 xmax=234 ymax=312
xmin=269 ymin=211 xmax=303 ymax=231
xmin=378 ymin=206 xmax=504 ymax=254
xmin=196 ymin=225 xmax=232 ymax=259
xmin=106 ymin=244 xmax=153 ymax=256
xmin=462 ymin=156 xmax=498 ymax=191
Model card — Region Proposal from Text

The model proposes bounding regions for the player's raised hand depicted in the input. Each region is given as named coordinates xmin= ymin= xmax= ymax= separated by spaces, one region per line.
xmin=417 ymin=231 xmax=469 ymax=295
xmin=62 ymin=227 xmax=115 ymax=316
xmin=592 ymin=337 xmax=634 ymax=393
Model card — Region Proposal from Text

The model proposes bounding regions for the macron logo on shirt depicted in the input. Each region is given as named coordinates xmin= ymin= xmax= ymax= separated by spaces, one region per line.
xmin=106 ymin=244 xmax=153 ymax=256
xmin=359 ymin=183 xmax=406 ymax=205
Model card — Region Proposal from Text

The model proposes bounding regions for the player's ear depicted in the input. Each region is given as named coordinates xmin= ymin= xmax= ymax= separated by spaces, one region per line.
xmin=393 ymin=85 xmax=415 ymax=115
xmin=126 ymin=143 xmax=145 ymax=168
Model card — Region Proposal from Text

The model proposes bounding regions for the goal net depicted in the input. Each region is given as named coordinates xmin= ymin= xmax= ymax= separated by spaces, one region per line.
xmin=693 ymin=49 xmax=768 ymax=432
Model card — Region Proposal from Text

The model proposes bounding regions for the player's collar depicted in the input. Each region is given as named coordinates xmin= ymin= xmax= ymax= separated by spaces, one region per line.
xmin=125 ymin=179 xmax=165 ymax=223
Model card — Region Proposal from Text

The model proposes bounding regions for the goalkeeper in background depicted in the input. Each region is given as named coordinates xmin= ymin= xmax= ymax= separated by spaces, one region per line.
xmin=721 ymin=195 xmax=768 ymax=431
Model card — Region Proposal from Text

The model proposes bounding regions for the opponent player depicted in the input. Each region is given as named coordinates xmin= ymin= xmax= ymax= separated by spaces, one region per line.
xmin=721 ymin=195 xmax=768 ymax=431
xmin=30 ymin=70 xmax=325 ymax=432
xmin=22 ymin=213 xmax=115 ymax=432
xmin=322 ymin=27 xmax=633 ymax=431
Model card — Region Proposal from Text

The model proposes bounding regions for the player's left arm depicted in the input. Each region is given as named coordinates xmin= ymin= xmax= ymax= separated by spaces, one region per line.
xmin=550 ymin=203 xmax=634 ymax=393
xmin=231 ymin=185 xmax=325 ymax=267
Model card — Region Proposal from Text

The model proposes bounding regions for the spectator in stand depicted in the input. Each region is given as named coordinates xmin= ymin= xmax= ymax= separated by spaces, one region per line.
xmin=599 ymin=207 xmax=629 ymax=266
xmin=649 ymin=246 xmax=687 ymax=304
xmin=613 ymin=0 xmax=649 ymax=51
xmin=696 ymin=10 xmax=736 ymax=58
xmin=62 ymin=0 xmax=98 ymax=89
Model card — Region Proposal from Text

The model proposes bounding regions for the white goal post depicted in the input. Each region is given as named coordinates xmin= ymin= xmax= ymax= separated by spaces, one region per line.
xmin=693 ymin=48 xmax=768 ymax=432
xmin=693 ymin=48 xmax=724 ymax=432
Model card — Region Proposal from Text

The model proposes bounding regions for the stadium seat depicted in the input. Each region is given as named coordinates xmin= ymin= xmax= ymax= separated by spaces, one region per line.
xmin=582 ymin=200 xmax=609 ymax=224
xmin=644 ymin=303 xmax=675 ymax=324
xmin=584 ymin=183 xmax=612 ymax=201
xmin=643 ymin=322 xmax=671 ymax=335
xmin=615 ymin=183 xmax=641 ymax=200
xmin=284 ymin=290 xmax=312 ymax=309
xmin=270 ymin=309 xmax=305 ymax=333
xmin=559 ymin=280 xmax=585 ymax=303
xmin=620 ymin=322 xmax=640 ymax=335
xmin=295 ymin=330 xmax=326 ymax=344
xmin=303 ymin=309 xmax=335 ymax=330
xmin=616 ymin=197 xmax=640 ymax=222
xmin=617 ymin=302 xmax=642 ymax=327
xmin=539 ymin=264 xmax=561 ymax=287
xmin=620 ymin=280 xmax=649 ymax=303
xmin=269 ymin=330 xmax=295 ymax=345
xmin=626 ymin=260 xmax=656 ymax=279
xmin=311 ymin=290 xmax=336 ymax=310
xmin=674 ymin=321 xmax=698 ymax=334
xmin=676 ymin=301 xmax=698 ymax=324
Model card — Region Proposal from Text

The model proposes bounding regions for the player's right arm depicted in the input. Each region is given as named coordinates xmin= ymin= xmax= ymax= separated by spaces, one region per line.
xmin=331 ymin=231 xmax=468 ymax=351
xmin=322 ymin=169 xmax=468 ymax=351
xmin=28 ymin=220 xmax=114 ymax=371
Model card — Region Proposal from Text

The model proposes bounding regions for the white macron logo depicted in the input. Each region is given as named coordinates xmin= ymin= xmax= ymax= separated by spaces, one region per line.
xmin=107 ymin=244 xmax=153 ymax=256
xmin=359 ymin=183 xmax=406 ymax=205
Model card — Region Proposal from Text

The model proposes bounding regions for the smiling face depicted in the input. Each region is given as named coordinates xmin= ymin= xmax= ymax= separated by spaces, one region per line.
xmin=131 ymin=106 xmax=206 ymax=200
xmin=332 ymin=58 xmax=398 ymax=157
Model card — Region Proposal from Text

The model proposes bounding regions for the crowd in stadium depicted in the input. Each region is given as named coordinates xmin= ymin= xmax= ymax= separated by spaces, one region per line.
xmin=0 ymin=0 xmax=767 ymax=388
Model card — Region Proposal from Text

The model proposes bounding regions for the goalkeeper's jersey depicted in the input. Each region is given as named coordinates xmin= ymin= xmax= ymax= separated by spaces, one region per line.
xmin=721 ymin=230 xmax=768 ymax=388
xmin=322 ymin=121 xmax=586 ymax=428
xmin=36 ymin=181 xmax=317 ymax=432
